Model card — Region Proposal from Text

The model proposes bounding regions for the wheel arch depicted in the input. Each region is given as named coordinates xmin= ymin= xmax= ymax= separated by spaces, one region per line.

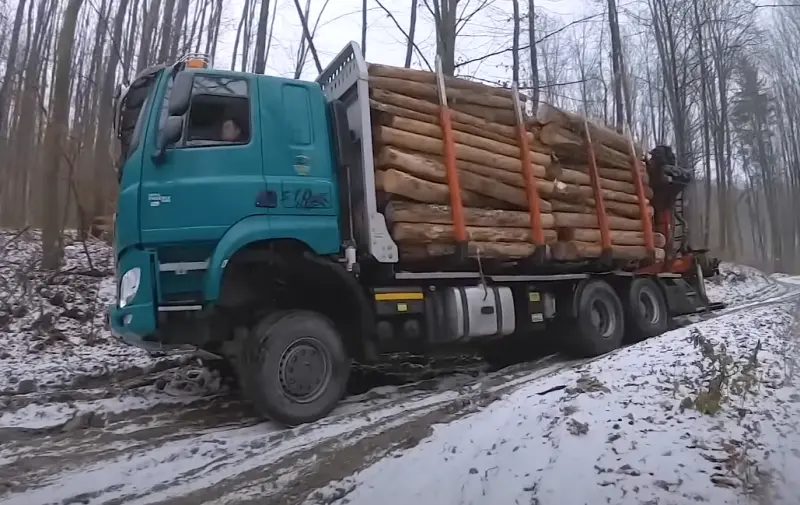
xmin=203 ymin=214 xmax=339 ymax=302
xmin=208 ymin=235 xmax=373 ymax=361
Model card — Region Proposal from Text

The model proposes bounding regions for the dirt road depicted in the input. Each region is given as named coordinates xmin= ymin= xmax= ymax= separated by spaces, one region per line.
xmin=1 ymin=280 xmax=797 ymax=505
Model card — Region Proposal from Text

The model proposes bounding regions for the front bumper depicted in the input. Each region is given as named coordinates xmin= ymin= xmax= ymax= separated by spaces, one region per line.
xmin=109 ymin=247 xmax=159 ymax=350
xmin=108 ymin=301 xmax=159 ymax=350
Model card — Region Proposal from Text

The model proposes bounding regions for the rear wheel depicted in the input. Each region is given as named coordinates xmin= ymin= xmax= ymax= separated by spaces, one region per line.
xmin=624 ymin=278 xmax=668 ymax=343
xmin=566 ymin=279 xmax=625 ymax=357
xmin=238 ymin=310 xmax=350 ymax=426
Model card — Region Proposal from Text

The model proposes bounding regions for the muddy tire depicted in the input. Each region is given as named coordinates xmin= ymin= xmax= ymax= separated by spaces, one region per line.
xmin=623 ymin=278 xmax=668 ymax=343
xmin=238 ymin=310 xmax=350 ymax=426
xmin=566 ymin=279 xmax=625 ymax=358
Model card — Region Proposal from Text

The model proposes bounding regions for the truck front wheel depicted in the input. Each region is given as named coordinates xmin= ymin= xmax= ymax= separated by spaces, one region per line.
xmin=239 ymin=310 xmax=350 ymax=426
xmin=566 ymin=279 xmax=625 ymax=357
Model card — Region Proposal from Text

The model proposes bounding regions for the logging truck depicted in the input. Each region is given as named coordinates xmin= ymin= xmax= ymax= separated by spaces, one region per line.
xmin=107 ymin=43 xmax=722 ymax=426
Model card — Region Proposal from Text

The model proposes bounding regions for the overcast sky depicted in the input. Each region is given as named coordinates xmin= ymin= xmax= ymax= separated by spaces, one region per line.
xmin=213 ymin=0 xmax=595 ymax=85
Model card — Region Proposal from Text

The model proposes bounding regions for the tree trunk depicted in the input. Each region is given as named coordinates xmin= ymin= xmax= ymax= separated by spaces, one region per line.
xmin=252 ymin=0 xmax=270 ymax=72
xmin=137 ymin=0 xmax=161 ymax=71
xmin=527 ymin=0 xmax=539 ymax=107
xmin=361 ymin=0 xmax=367 ymax=56
xmin=42 ymin=0 xmax=84 ymax=270
xmin=512 ymin=0 xmax=520 ymax=84
xmin=159 ymin=0 xmax=176 ymax=62
xmin=0 ymin=0 xmax=27 ymax=138
xmin=606 ymin=0 xmax=624 ymax=132
xmin=292 ymin=0 xmax=323 ymax=74
xmin=405 ymin=0 xmax=417 ymax=67
xmin=92 ymin=0 xmax=130 ymax=221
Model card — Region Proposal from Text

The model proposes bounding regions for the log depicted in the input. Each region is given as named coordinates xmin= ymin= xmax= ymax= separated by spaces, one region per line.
xmin=399 ymin=240 xmax=556 ymax=261
xmin=551 ymin=241 xmax=665 ymax=262
xmin=451 ymin=102 xmax=518 ymax=126
xmin=538 ymin=103 xmax=643 ymax=157
xmin=559 ymin=228 xmax=667 ymax=248
xmin=367 ymin=63 xmax=521 ymax=100
xmin=371 ymin=101 xmax=520 ymax=147
xmin=375 ymin=126 xmax=552 ymax=171
xmin=570 ymin=185 xmax=645 ymax=205
xmin=376 ymin=169 xmax=514 ymax=209
xmin=370 ymin=89 xmax=536 ymax=144
xmin=376 ymin=113 xmax=550 ymax=163
xmin=553 ymin=165 xmax=652 ymax=197
xmin=392 ymin=222 xmax=558 ymax=244
xmin=429 ymin=151 xmax=551 ymax=181
xmin=376 ymin=147 xmax=563 ymax=210
xmin=586 ymin=198 xmax=651 ymax=219
xmin=538 ymin=123 xmax=632 ymax=170
xmin=370 ymin=101 xmax=552 ymax=154
xmin=384 ymin=201 xmax=556 ymax=229
xmin=559 ymin=163 xmax=649 ymax=185
xmin=551 ymin=212 xmax=643 ymax=231
xmin=548 ymin=199 xmax=654 ymax=219
xmin=368 ymin=76 xmax=514 ymax=110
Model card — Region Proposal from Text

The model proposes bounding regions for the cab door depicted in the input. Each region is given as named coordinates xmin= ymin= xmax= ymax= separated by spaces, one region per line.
xmin=139 ymin=71 xmax=268 ymax=246
xmin=258 ymin=78 xmax=340 ymax=254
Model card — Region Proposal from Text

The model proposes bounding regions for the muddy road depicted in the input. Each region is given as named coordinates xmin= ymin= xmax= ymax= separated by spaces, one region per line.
xmin=2 ymin=284 xmax=798 ymax=505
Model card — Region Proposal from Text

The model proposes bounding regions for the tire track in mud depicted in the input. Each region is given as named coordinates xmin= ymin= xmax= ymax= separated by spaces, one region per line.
xmin=0 ymin=355 xmax=566 ymax=505
xmin=2 ymin=284 xmax=799 ymax=505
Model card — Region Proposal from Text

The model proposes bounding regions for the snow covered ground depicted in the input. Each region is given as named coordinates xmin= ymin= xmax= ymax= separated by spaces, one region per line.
xmin=706 ymin=262 xmax=788 ymax=307
xmin=0 ymin=230 xmax=187 ymax=396
xmin=1 ymin=231 xmax=799 ymax=505
xmin=311 ymin=302 xmax=800 ymax=505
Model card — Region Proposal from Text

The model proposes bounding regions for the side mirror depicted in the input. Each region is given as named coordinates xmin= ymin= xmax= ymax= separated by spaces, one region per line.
xmin=153 ymin=116 xmax=184 ymax=163
xmin=168 ymin=71 xmax=194 ymax=116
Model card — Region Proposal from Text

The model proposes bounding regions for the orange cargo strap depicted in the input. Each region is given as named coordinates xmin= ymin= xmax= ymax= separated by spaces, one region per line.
xmin=434 ymin=56 xmax=467 ymax=247
xmin=626 ymin=131 xmax=655 ymax=255
xmin=582 ymin=117 xmax=611 ymax=252
xmin=511 ymin=83 xmax=545 ymax=245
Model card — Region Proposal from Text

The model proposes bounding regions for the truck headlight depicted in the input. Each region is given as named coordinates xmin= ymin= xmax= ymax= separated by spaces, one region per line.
xmin=119 ymin=267 xmax=141 ymax=308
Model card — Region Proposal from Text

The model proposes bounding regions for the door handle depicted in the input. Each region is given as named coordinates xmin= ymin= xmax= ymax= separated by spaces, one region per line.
xmin=255 ymin=190 xmax=277 ymax=208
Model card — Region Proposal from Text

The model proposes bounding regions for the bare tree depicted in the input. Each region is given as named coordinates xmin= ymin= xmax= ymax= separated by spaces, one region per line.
xmin=512 ymin=0 xmax=520 ymax=83
xmin=361 ymin=0 xmax=367 ymax=56
xmin=607 ymin=0 xmax=625 ymax=131
xmin=0 ymin=0 xmax=26 ymax=139
xmin=528 ymin=0 xmax=540 ymax=107
xmin=292 ymin=0 xmax=324 ymax=76
xmin=253 ymin=0 xmax=270 ymax=73
xmin=405 ymin=0 xmax=417 ymax=67
xmin=42 ymin=0 xmax=84 ymax=269
xmin=424 ymin=0 xmax=456 ymax=74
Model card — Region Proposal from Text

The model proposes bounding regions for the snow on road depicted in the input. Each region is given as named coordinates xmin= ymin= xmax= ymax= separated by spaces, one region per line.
xmin=2 ymin=231 xmax=800 ymax=505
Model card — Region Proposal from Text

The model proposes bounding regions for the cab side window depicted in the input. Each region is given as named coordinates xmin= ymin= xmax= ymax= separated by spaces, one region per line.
xmin=157 ymin=74 xmax=251 ymax=148
xmin=185 ymin=76 xmax=251 ymax=147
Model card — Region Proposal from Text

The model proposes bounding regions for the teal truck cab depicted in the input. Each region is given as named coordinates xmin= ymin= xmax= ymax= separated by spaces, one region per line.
xmin=107 ymin=43 xmax=721 ymax=426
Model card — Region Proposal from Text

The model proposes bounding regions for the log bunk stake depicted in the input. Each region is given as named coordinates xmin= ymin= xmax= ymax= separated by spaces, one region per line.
xmin=582 ymin=115 xmax=612 ymax=265
xmin=512 ymin=82 xmax=549 ymax=264
xmin=434 ymin=56 xmax=468 ymax=260
xmin=625 ymin=127 xmax=655 ymax=264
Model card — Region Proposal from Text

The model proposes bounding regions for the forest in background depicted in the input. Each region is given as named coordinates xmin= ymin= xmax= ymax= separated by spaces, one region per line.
xmin=0 ymin=0 xmax=799 ymax=272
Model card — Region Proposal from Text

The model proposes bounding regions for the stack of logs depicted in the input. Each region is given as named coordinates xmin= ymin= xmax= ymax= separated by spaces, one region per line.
xmin=368 ymin=63 xmax=666 ymax=263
